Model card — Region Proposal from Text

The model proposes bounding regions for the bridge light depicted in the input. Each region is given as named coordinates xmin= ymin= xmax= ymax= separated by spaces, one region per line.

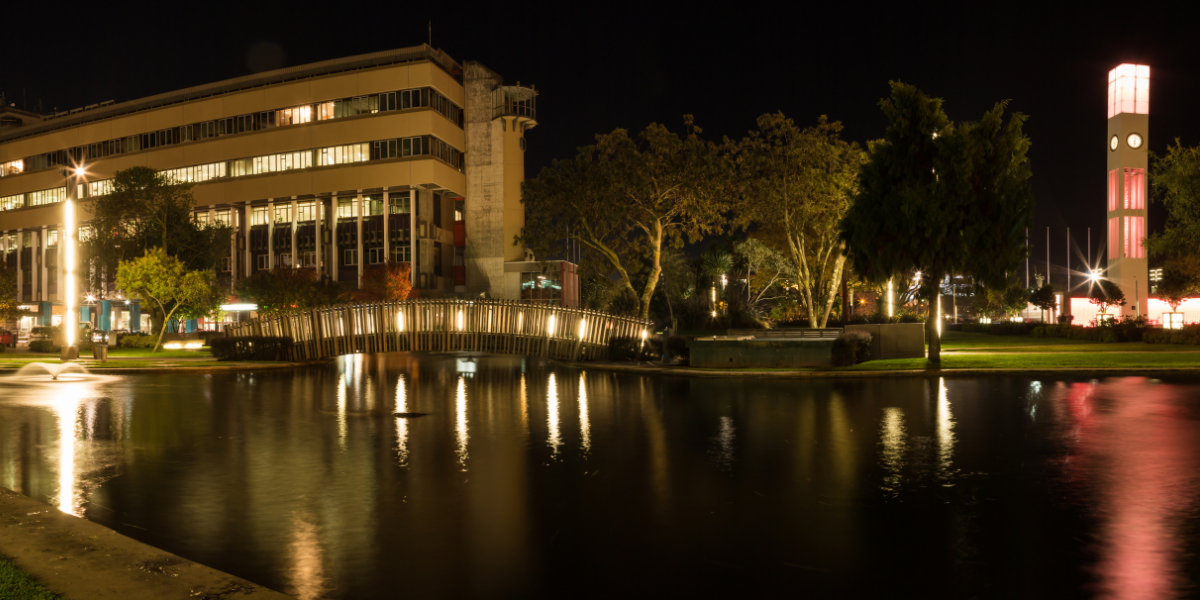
xmin=548 ymin=314 xmax=556 ymax=336
xmin=457 ymin=310 xmax=464 ymax=331
xmin=578 ymin=318 xmax=586 ymax=339
xmin=397 ymin=311 xmax=404 ymax=332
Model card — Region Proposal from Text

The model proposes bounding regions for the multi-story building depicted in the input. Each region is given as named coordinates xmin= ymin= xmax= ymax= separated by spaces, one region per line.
xmin=0 ymin=45 xmax=578 ymax=334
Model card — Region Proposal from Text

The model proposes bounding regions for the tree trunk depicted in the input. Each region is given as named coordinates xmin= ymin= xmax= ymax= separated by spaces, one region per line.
xmin=926 ymin=269 xmax=942 ymax=365
xmin=153 ymin=303 xmax=180 ymax=353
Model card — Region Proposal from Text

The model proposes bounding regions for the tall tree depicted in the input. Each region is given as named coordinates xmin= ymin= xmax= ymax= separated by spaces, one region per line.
xmin=82 ymin=166 xmax=231 ymax=295
xmin=1147 ymin=140 xmax=1200 ymax=258
xmin=841 ymin=82 xmax=1034 ymax=363
xmin=732 ymin=114 xmax=865 ymax=328
xmin=521 ymin=118 xmax=729 ymax=320
xmin=234 ymin=268 xmax=345 ymax=315
xmin=115 ymin=248 xmax=221 ymax=352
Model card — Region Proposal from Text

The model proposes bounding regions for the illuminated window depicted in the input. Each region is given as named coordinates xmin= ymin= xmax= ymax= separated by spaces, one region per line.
xmin=46 ymin=229 xmax=58 ymax=246
xmin=337 ymin=198 xmax=358 ymax=219
xmin=214 ymin=209 xmax=232 ymax=227
xmin=388 ymin=191 xmax=411 ymax=214
xmin=1124 ymin=168 xmax=1145 ymax=210
xmin=274 ymin=204 xmax=292 ymax=224
xmin=251 ymin=206 xmax=269 ymax=226
xmin=0 ymin=159 xmax=23 ymax=177
xmin=28 ymin=187 xmax=65 ymax=206
xmin=195 ymin=212 xmax=210 ymax=227
xmin=296 ymin=202 xmax=320 ymax=222
xmin=1124 ymin=216 xmax=1145 ymax=259
xmin=0 ymin=194 xmax=22 ymax=211
xmin=89 ymin=179 xmax=114 ymax=197
xmin=317 ymin=102 xmax=335 ymax=121
xmin=1109 ymin=217 xmax=1118 ymax=258
xmin=1107 ymin=170 xmax=1118 ymax=212
xmin=277 ymin=105 xmax=313 ymax=126
xmin=366 ymin=195 xmax=384 ymax=216
xmin=77 ymin=226 xmax=92 ymax=242
xmin=162 ymin=162 xmax=226 ymax=183
xmin=1108 ymin=64 xmax=1149 ymax=118
xmin=232 ymin=151 xmax=312 ymax=177
xmin=317 ymin=143 xmax=370 ymax=166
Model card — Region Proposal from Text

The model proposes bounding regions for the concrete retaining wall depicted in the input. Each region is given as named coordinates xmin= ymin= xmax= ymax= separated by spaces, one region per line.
xmin=845 ymin=323 xmax=926 ymax=360
xmin=688 ymin=338 xmax=835 ymax=368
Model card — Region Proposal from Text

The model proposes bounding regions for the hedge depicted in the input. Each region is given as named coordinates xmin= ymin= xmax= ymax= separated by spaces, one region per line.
xmin=832 ymin=331 xmax=872 ymax=367
xmin=1030 ymin=323 xmax=1146 ymax=343
xmin=117 ymin=333 xmax=157 ymax=349
xmin=954 ymin=322 xmax=1043 ymax=336
xmin=28 ymin=340 xmax=59 ymax=353
xmin=209 ymin=336 xmax=294 ymax=361
xmin=1144 ymin=325 xmax=1200 ymax=346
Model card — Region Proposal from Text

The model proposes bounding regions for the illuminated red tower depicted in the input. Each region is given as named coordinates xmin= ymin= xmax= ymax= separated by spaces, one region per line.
xmin=1106 ymin=64 xmax=1149 ymax=315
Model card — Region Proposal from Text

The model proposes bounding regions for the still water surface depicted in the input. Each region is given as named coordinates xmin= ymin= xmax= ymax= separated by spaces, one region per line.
xmin=2 ymin=354 xmax=1200 ymax=599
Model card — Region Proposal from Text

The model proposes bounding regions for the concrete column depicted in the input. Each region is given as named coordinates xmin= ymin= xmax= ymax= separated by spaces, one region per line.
xmin=410 ymin=192 xmax=417 ymax=287
xmin=329 ymin=197 xmax=338 ymax=283
xmin=356 ymin=192 xmax=364 ymax=286
xmin=40 ymin=301 xmax=52 ymax=326
xmin=291 ymin=197 xmax=298 ymax=269
xmin=315 ymin=199 xmax=323 ymax=278
xmin=56 ymin=225 xmax=64 ymax=302
xmin=228 ymin=206 xmax=237 ymax=290
xmin=383 ymin=190 xmax=391 ymax=265
xmin=130 ymin=302 xmax=140 ymax=332
xmin=99 ymin=300 xmax=112 ymax=331
xmin=267 ymin=200 xmax=275 ymax=270
xmin=14 ymin=229 xmax=22 ymax=301
xmin=185 ymin=319 xmax=197 ymax=333
xmin=39 ymin=227 xmax=48 ymax=301
xmin=242 ymin=203 xmax=251 ymax=278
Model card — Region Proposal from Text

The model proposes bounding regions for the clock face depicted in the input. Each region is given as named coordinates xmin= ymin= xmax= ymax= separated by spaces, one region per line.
xmin=1110 ymin=135 xmax=1119 ymax=151
xmin=1127 ymin=133 xmax=1144 ymax=149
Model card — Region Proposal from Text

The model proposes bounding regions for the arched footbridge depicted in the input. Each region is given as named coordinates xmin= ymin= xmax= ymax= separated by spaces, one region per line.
xmin=224 ymin=299 xmax=654 ymax=361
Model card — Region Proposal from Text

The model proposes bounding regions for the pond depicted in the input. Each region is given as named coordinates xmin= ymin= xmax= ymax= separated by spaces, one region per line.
xmin=2 ymin=355 xmax=1199 ymax=599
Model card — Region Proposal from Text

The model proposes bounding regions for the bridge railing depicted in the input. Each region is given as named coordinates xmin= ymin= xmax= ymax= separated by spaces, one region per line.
xmin=223 ymin=298 xmax=654 ymax=361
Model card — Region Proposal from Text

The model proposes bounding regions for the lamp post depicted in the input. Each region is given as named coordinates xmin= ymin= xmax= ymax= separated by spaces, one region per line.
xmin=60 ymin=166 xmax=84 ymax=360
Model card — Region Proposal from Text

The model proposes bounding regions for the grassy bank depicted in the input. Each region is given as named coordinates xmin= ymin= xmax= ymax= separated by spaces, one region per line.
xmin=0 ymin=556 xmax=61 ymax=600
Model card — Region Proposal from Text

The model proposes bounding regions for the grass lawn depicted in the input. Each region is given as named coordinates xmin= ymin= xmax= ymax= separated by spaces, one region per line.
xmin=0 ymin=557 xmax=61 ymax=600
xmin=848 ymin=352 xmax=1200 ymax=371
xmin=940 ymin=331 xmax=1097 ymax=349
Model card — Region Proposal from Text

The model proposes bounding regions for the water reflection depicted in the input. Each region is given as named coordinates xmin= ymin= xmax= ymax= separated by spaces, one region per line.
xmin=455 ymin=375 xmax=469 ymax=469
xmin=546 ymin=373 xmax=561 ymax=458
xmin=879 ymin=407 xmax=906 ymax=495
xmin=578 ymin=372 xmax=590 ymax=455
xmin=395 ymin=376 xmax=408 ymax=466
xmin=1 ymin=363 xmax=1199 ymax=598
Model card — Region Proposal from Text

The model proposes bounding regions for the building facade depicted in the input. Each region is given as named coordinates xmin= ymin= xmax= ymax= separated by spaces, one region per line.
xmin=0 ymin=45 xmax=577 ymax=334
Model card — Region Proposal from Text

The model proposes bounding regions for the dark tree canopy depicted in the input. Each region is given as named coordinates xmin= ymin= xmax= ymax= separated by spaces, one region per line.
xmin=841 ymin=82 xmax=1034 ymax=362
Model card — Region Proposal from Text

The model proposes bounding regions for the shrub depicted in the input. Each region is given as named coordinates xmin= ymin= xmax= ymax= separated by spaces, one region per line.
xmin=831 ymin=331 xmax=872 ymax=367
xmin=209 ymin=336 xmax=294 ymax=361
xmin=956 ymin=322 xmax=1042 ymax=336
xmin=28 ymin=340 xmax=59 ymax=353
xmin=606 ymin=336 xmax=661 ymax=361
xmin=118 ymin=333 xmax=157 ymax=349
xmin=663 ymin=335 xmax=691 ymax=364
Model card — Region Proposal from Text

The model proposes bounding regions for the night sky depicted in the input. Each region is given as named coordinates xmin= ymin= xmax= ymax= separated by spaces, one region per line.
xmin=6 ymin=2 xmax=1200 ymax=280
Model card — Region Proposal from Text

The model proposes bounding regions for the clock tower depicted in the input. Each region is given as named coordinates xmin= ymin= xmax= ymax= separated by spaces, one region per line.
xmin=1105 ymin=64 xmax=1149 ymax=316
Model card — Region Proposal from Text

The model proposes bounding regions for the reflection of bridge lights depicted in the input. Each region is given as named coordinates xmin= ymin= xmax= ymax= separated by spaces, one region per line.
xmin=456 ymin=376 xmax=469 ymax=468
xmin=578 ymin=372 xmax=590 ymax=453
xmin=395 ymin=376 xmax=408 ymax=466
xmin=547 ymin=373 xmax=561 ymax=457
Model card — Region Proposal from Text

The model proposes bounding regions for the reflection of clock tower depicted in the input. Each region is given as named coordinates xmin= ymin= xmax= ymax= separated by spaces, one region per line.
xmin=1106 ymin=63 xmax=1149 ymax=316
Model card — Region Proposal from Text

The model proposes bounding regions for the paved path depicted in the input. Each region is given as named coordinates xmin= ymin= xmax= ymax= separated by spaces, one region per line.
xmin=0 ymin=487 xmax=293 ymax=599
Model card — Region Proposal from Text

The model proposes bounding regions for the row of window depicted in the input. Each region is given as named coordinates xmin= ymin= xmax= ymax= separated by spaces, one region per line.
xmin=0 ymin=136 xmax=462 ymax=212
xmin=242 ymin=192 xmax=416 ymax=226
xmin=253 ymin=244 xmax=414 ymax=271
xmin=1 ymin=86 xmax=464 ymax=177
